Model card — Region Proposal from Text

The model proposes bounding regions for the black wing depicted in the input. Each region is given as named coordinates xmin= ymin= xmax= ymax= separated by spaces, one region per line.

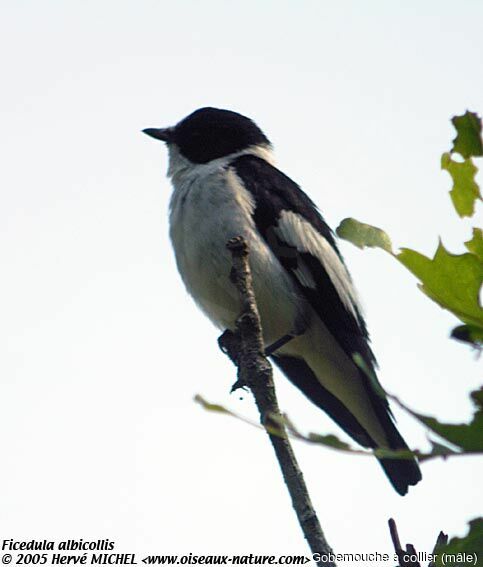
xmin=230 ymin=155 xmax=422 ymax=495
xmin=231 ymin=154 xmax=376 ymax=371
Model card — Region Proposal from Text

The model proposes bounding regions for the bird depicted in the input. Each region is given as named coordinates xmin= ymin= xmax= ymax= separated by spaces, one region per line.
xmin=143 ymin=107 xmax=422 ymax=495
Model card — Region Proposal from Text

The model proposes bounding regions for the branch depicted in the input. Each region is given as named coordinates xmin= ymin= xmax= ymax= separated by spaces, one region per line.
xmin=219 ymin=236 xmax=335 ymax=567
xmin=388 ymin=518 xmax=448 ymax=567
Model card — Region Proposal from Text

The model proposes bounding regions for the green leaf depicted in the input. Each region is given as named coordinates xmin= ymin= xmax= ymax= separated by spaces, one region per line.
xmin=441 ymin=152 xmax=481 ymax=217
xmin=451 ymin=111 xmax=483 ymax=158
xmin=336 ymin=218 xmax=393 ymax=253
xmin=196 ymin=393 xmax=481 ymax=461
xmin=397 ymin=242 xmax=483 ymax=328
xmin=451 ymin=324 xmax=483 ymax=347
xmin=374 ymin=446 xmax=423 ymax=460
xmin=434 ymin=518 xmax=483 ymax=567
xmin=194 ymin=394 xmax=231 ymax=415
xmin=306 ymin=433 xmax=354 ymax=451
xmin=465 ymin=228 xmax=483 ymax=261
xmin=393 ymin=388 xmax=483 ymax=452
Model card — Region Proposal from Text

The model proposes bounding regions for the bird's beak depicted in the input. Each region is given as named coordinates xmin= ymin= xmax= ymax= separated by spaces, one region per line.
xmin=142 ymin=127 xmax=173 ymax=142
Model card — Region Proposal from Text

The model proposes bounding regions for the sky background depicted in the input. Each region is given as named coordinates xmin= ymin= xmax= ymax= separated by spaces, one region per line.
xmin=1 ymin=1 xmax=482 ymax=565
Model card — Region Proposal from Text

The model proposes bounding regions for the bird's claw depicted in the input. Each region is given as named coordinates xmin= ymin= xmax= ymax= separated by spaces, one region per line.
xmin=230 ymin=379 xmax=248 ymax=394
xmin=218 ymin=329 xmax=240 ymax=363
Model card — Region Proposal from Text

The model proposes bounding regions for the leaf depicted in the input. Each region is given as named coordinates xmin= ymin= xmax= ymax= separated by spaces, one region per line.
xmin=336 ymin=218 xmax=393 ymax=253
xmin=451 ymin=111 xmax=483 ymax=159
xmin=196 ymin=393 xmax=481 ymax=460
xmin=195 ymin=395 xmax=286 ymax=438
xmin=306 ymin=433 xmax=355 ymax=451
xmin=374 ymin=446 xmax=423 ymax=460
xmin=434 ymin=518 xmax=483 ymax=567
xmin=392 ymin=388 xmax=483 ymax=452
xmin=451 ymin=324 xmax=483 ymax=347
xmin=465 ymin=228 xmax=483 ymax=261
xmin=397 ymin=242 xmax=483 ymax=328
xmin=441 ymin=152 xmax=481 ymax=217
xmin=195 ymin=394 xmax=365 ymax=452
xmin=194 ymin=395 xmax=231 ymax=415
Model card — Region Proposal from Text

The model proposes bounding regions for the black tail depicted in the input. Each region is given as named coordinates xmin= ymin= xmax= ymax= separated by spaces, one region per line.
xmin=378 ymin=455 xmax=422 ymax=496
xmin=376 ymin=420 xmax=422 ymax=496
xmin=272 ymin=354 xmax=422 ymax=495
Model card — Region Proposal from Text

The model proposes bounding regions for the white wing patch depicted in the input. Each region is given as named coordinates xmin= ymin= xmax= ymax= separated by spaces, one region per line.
xmin=275 ymin=210 xmax=361 ymax=320
xmin=292 ymin=265 xmax=317 ymax=289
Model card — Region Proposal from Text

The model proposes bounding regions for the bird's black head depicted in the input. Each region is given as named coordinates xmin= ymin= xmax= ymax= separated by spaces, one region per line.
xmin=143 ymin=107 xmax=271 ymax=164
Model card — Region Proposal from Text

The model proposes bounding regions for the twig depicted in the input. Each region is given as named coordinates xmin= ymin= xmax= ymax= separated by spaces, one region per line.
xmin=219 ymin=236 xmax=335 ymax=567
xmin=388 ymin=518 xmax=448 ymax=567
xmin=388 ymin=519 xmax=411 ymax=567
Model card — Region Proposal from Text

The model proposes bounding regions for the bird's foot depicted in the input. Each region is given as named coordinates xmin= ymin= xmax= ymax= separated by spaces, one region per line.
xmin=218 ymin=330 xmax=249 ymax=393
xmin=230 ymin=379 xmax=248 ymax=394
xmin=218 ymin=329 xmax=239 ymax=363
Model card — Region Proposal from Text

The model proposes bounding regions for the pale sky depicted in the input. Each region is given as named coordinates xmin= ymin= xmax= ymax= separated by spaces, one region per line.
xmin=1 ymin=1 xmax=482 ymax=565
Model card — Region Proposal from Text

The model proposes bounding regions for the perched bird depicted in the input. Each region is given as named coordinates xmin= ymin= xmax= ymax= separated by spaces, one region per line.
xmin=143 ymin=107 xmax=422 ymax=495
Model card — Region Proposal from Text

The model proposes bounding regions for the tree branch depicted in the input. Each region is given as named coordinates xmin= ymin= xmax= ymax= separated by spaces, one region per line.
xmin=219 ymin=236 xmax=335 ymax=567
xmin=388 ymin=518 xmax=448 ymax=567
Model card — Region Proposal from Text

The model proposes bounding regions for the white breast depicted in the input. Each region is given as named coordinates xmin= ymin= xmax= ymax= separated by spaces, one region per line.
xmin=168 ymin=148 xmax=306 ymax=343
